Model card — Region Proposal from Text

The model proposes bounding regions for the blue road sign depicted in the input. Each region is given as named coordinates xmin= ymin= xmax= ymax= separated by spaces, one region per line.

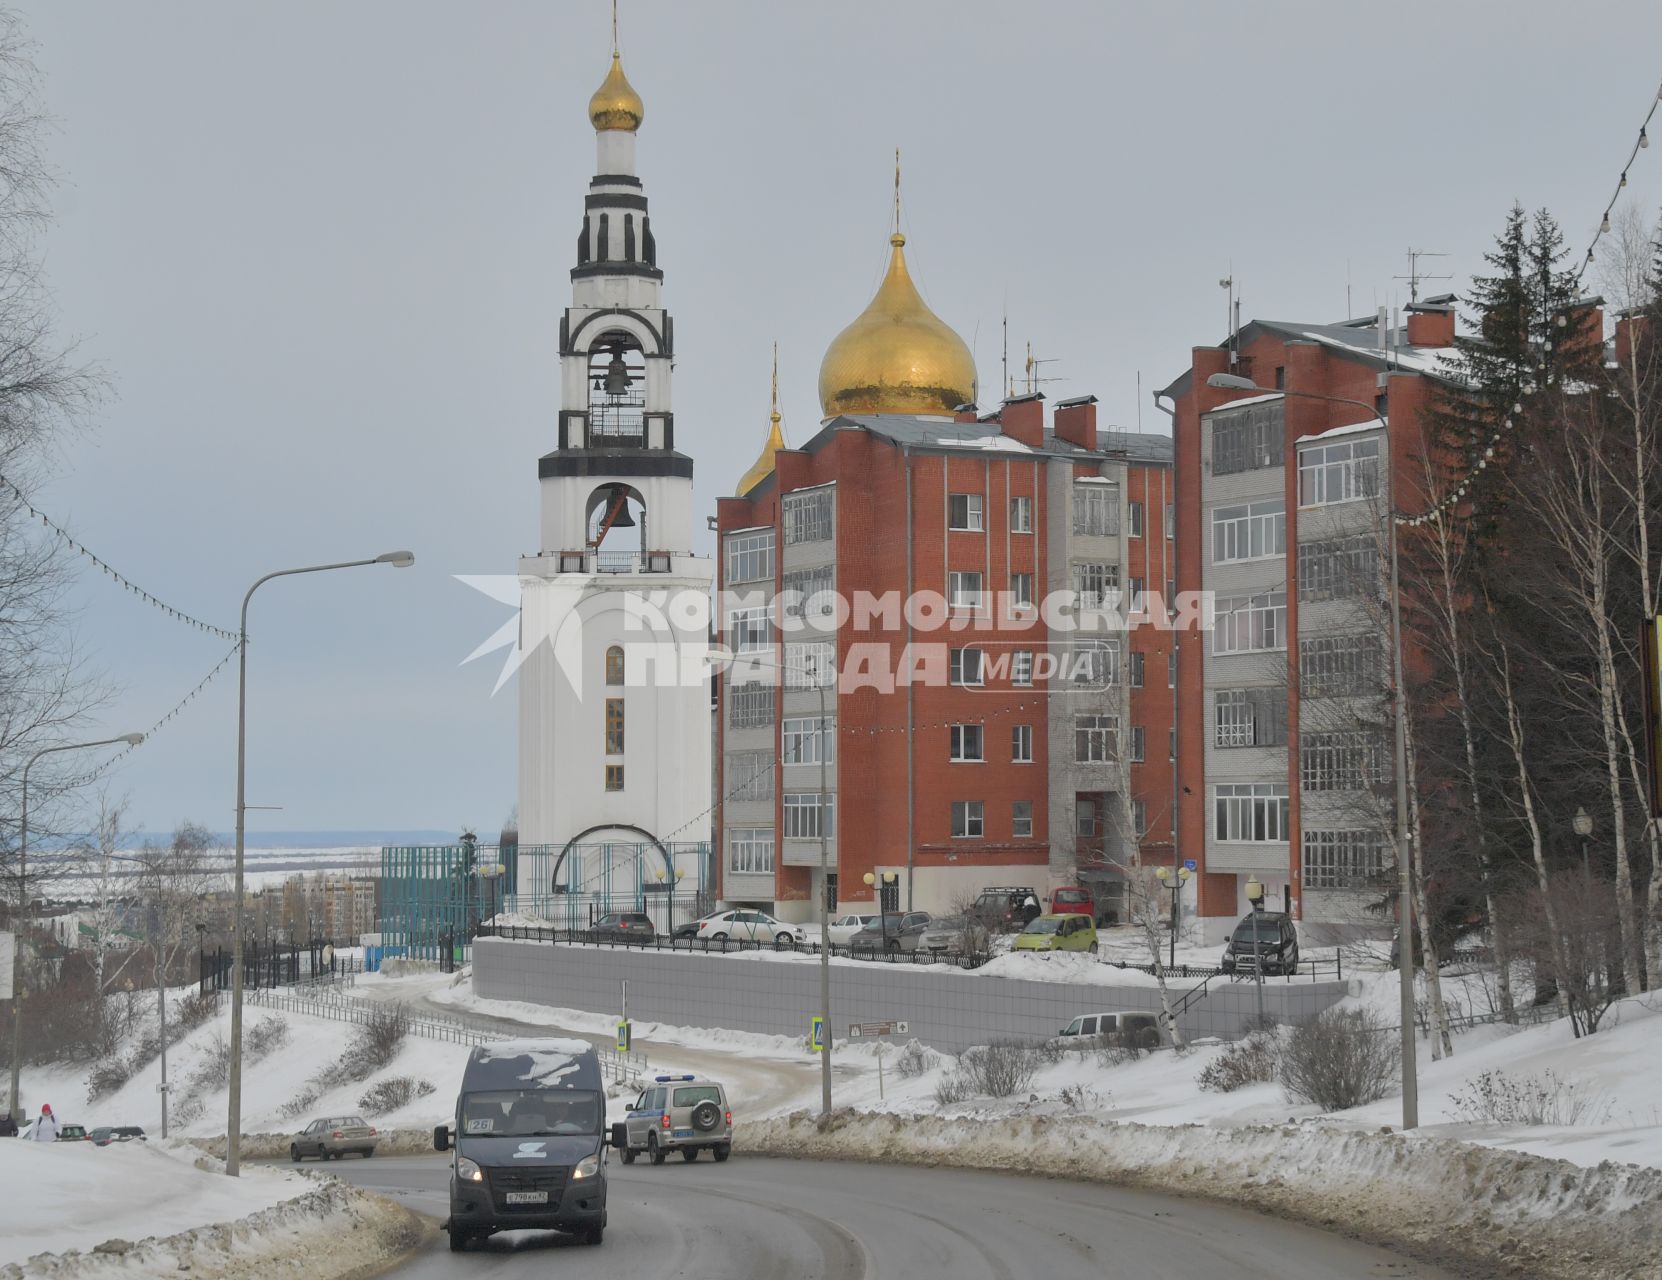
xmin=810 ymin=1016 xmax=825 ymax=1051
xmin=616 ymin=1021 xmax=631 ymax=1053
xmin=1183 ymin=859 xmax=1198 ymax=872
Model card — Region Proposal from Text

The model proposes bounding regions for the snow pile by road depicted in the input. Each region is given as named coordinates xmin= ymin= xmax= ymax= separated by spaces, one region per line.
xmin=744 ymin=1110 xmax=1662 ymax=1280
xmin=0 ymin=1138 xmax=423 ymax=1279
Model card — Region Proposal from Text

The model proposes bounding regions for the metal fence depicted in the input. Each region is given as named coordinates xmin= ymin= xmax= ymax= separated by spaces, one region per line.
xmin=476 ymin=921 xmax=993 ymax=970
xmin=246 ymin=987 xmax=648 ymax=1085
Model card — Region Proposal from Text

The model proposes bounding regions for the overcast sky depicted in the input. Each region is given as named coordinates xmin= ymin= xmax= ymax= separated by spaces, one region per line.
xmin=17 ymin=0 xmax=1662 ymax=837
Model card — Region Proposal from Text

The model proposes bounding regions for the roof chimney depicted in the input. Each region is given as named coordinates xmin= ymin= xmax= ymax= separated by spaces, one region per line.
xmin=953 ymin=401 xmax=979 ymax=424
xmin=1000 ymin=392 xmax=1045 ymax=449
xmin=1405 ymin=296 xmax=1455 ymax=349
xmin=1053 ymin=394 xmax=1098 ymax=452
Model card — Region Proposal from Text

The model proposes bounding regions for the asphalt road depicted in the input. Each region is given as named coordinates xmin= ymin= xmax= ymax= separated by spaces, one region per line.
xmin=321 ymin=1153 xmax=1456 ymax=1279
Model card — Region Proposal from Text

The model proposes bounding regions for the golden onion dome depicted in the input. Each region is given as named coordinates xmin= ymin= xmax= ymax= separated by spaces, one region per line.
xmin=737 ymin=408 xmax=787 ymax=497
xmin=589 ymin=53 xmax=644 ymax=132
xmin=818 ymin=232 xmax=977 ymax=418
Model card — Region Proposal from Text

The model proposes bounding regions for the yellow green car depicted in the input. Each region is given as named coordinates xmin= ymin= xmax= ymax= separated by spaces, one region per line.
xmin=1013 ymin=914 xmax=1099 ymax=953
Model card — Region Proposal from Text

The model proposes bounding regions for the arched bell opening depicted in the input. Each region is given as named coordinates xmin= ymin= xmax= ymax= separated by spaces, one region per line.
xmin=587 ymin=331 xmax=648 ymax=446
xmin=586 ymin=482 xmax=647 ymax=564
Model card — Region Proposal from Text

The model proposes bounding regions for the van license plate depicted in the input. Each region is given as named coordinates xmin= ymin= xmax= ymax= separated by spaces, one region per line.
xmin=673 ymin=1129 xmax=694 ymax=1139
xmin=505 ymin=1191 xmax=547 ymax=1204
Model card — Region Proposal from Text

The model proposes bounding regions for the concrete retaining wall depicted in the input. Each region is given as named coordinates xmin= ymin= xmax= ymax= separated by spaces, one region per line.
xmin=472 ymin=940 xmax=1353 ymax=1053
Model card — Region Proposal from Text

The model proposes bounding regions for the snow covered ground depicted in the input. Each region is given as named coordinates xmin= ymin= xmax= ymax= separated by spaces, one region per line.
xmin=0 ymin=1140 xmax=304 ymax=1267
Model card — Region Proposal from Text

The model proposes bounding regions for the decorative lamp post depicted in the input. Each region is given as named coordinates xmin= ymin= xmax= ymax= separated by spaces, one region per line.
xmin=1244 ymin=876 xmax=1267 ymax=1028
xmin=1153 ymin=864 xmax=1192 ymax=968
xmin=654 ymin=866 xmax=685 ymax=936
xmin=1573 ymin=806 xmax=1594 ymax=890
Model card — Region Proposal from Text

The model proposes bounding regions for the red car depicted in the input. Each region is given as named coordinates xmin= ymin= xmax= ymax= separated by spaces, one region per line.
xmin=1050 ymin=886 xmax=1095 ymax=918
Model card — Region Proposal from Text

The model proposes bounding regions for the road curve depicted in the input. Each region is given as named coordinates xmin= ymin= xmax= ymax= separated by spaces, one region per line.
xmin=321 ymin=1153 xmax=1456 ymax=1279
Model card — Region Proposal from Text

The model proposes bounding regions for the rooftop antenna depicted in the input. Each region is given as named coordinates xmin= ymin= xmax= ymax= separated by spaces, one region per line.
xmin=1346 ymin=258 xmax=1352 ymax=319
xmin=1022 ymin=341 xmax=1063 ymax=394
xmin=1219 ymin=272 xmax=1235 ymax=367
xmin=1394 ymin=248 xmax=1451 ymax=304
xmin=1002 ymin=307 xmax=1010 ymax=399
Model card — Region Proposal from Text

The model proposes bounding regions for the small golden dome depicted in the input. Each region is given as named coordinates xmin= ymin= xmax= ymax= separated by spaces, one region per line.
xmin=738 ymin=409 xmax=787 ymax=497
xmin=589 ymin=53 xmax=644 ymax=133
xmin=817 ymin=232 xmax=977 ymax=418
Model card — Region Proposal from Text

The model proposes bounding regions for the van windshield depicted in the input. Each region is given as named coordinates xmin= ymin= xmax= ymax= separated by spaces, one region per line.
xmin=460 ymin=1089 xmax=603 ymax=1138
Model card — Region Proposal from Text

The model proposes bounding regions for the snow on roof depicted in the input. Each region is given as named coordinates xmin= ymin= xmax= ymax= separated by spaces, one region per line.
xmin=1294 ymin=329 xmax=1453 ymax=378
xmin=474 ymin=1037 xmax=593 ymax=1085
xmin=1204 ymin=392 xmax=1284 ymax=412
xmin=1074 ymin=475 xmax=1118 ymax=484
xmin=934 ymin=434 xmax=1036 ymax=453
xmin=1296 ymin=417 xmax=1385 ymax=445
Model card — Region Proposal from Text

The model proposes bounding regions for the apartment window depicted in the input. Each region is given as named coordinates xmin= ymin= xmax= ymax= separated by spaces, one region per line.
xmin=727 ymin=750 xmax=774 ymax=803
xmin=728 ymin=828 xmax=775 ymax=875
xmin=785 ymin=641 xmax=836 ymax=687
xmin=1073 ymin=561 xmax=1120 ymax=608
xmin=1071 ymin=639 xmax=1119 ymax=687
xmin=605 ymin=764 xmax=624 ymax=791
xmin=1210 ymin=401 xmax=1285 ymax=476
xmin=1012 ymin=650 xmax=1034 ymax=686
xmin=1075 ymin=714 xmax=1119 ymax=762
xmin=725 ymin=528 xmax=775 ymax=583
xmin=782 ymin=716 xmax=835 ymax=766
xmin=1011 ymin=724 xmax=1034 ymax=763
xmin=1130 ymin=725 xmax=1146 ymax=763
xmin=1301 ymin=730 xmax=1387 ymax=792
xmin=1303 ymin=829 xmax=1390 ymax=890
xmin=948 ymin=493 xmax=984 ymax=531
xmin=949 ymin=647 xmax=984 ymax=686
xmin=1165 ymin=503 xmax=1175 ymax=538
xmin=727 ymin=683 xmax=775 ymax=729
xmin=949 ymin=723 xmax=984 ymax=762
xmin=1299 ymin=437 xmax=1381 ymax=507
xmin=1169 ymin=727 xmax=1177 ymax=760
xmin=728 ymin=606 xmax=772 ymax=653
xmin=783 ymin=792 xmax=835 ymax=839
xmin=1214 ymin=688 xmax=1288 ymax=748
xmin=605 ymin=645 xmax=624 ymax=685
xmin=1132 ymin=800 xmax=1148 ymax=837
xmin=1213 ymin=783 xmax=1290 ymax=842
xmin=951 ymin=800 xmax=984 ymax=838
xmin=1129 ymin=651 xmax=1145 ymax=688
xmin=1299 ymin=535 xmax=1379 ymax=602
xmin=1010 ymin=572 xmax=1035 ymax=609
xmin=1168 ymin=649 xmax=1177 ymax=688
xmin=1128 ymin=501 xmax=1144 ymax=538
xmin=605 ymin=697 xmax=625 ymax=755
xmin=783 ymin=486 xmax=834 ymax=544
xmin=1211 ymin=499 xmax=1286 ymax=564
xmin=948 ymin=570 xmax=984 ymax=610
xmin=1076 ymin=798 xmax=1098 ymax=837
xmin=1128 ymin=576 xmax=1145 ymax=612
xmin=1073 ymin=482 xmax=1121 ymax=536
xmin=1300 ymin=633 xmax=1384 ymax=698
xmin=1012 ymin=801 xmax=1033 ymax=838
xmin=1010 ymin=495 xmax=1034 ymax=533
xmin=1212 ymin=591 xmax=1287 ymax=655
xmin=782 ymin=565 xmax=836 ymax=623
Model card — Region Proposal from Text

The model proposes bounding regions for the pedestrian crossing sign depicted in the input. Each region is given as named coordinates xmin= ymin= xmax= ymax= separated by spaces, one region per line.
xmin=810 ymin=1016 xmax=825 ymax=1052
xmin=616 ymin=1021 xmax=631 ymax=1053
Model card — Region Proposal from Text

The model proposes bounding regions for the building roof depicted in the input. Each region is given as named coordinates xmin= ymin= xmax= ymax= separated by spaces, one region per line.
xmin=780 ymin=414 xmax=1173 ymax=467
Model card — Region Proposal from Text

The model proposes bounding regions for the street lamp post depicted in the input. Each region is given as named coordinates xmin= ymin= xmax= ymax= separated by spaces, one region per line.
xmin=1207 ymin=371 xmax=1417 ymax=1129
xmin=654 ymin=865 xmax=685 ymax=935
xmin=225 ymin=550 xmax=413 ymax=1177
xmin=7 ymin=732 xmax=143 ymax=1122
xmin=862 ymin=871 xmax=898 ymax=952
xmin=1244 ymin=876 xmax=1268 ymax=1028
xmin=1573 ymin=806 xmax=1594 ymax=892
xmin=1154 ymin=864 xmax=1191 ymax=969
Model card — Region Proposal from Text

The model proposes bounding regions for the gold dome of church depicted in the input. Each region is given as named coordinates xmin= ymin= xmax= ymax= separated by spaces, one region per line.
xmin=818 ymin=231 xmax=977 ymax=418
xmin=738 ymin=345 xmax=788 ymax=496
xmin=589 ymin=53 xmax=644 ymax=132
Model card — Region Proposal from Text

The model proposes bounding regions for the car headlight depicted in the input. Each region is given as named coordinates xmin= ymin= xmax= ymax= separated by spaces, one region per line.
xmin=571 ymin=1154 xmax=601 ymax=1180
xmin=455 ymin=1156 xmax=484 ymax=1183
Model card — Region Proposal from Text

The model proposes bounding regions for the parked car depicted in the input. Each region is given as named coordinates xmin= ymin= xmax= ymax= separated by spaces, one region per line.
xmin=89 ymin=1126 xmax=146 ymax=1146
xmin=617 ymin=1073 xmax=733 ymax=1165
xmin=589 ymin=912 xmax=656 ymax=944
xmin=849 ymin=912 xmax=932 ymax=954
xmin=914 ymin=914 xmax=989 ymax=956
xmin=971 ymin=886 xmax=1042 ymax=931
xmin=1052 ymin=1010 xmax=1162 ymax=1048
xmin=1220 ymin=911 xmax=1300 ymax=976
xmin=1049 ymin=886 xmax=1095 ymax=918
xmin=694 ymin=909 xmax=798 ymax=947
xmin=290 ymin=1115 xmax=378 ymax=1161
xmin=671 ymin=912 xmax=722 ymax=942
xmin=826 ymin=913 xmax=878 ymax=947
xmin=1013 ymin=914 xmax=1099 ymax=954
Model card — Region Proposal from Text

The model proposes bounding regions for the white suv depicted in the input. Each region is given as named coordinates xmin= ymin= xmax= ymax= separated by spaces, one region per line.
xmin=619 ymin=1075 xmax=733 ymax=1164
xmin=693 ymin=910 xmax=798 ymax=947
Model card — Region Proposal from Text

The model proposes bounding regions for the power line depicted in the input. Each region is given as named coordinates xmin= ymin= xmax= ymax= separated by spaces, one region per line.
xmin=0 ymin=472 xmax=239 ymax=642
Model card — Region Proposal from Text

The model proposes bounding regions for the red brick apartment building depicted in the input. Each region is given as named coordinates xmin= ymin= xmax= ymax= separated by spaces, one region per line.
xmin=713 ymin=226 xmax=1174 ymax=922
xmin=1157 ymin=301 xmax=1466 ymax=944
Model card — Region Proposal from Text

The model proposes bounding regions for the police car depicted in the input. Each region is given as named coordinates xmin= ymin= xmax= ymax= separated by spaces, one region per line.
xmin=618 ymin=1074 xmax=733 ymax=1165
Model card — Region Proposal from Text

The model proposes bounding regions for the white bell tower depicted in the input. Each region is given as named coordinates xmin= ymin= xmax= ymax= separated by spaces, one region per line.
xmin=516 ymin=33 xmax=713 ymax=890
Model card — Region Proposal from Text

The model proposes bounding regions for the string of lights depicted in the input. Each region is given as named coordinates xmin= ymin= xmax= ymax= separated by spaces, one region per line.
xmin=0 ymin=473 xmax=239 ymax=642
xmin=62 ymin=642 xmax=242 ymax=787
xmin=1575 ymin=80 xmax=1662 ymax=284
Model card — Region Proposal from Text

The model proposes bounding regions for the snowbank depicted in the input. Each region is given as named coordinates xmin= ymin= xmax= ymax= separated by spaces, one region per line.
xmin=744 ymin=1111 xmax=1662 ymax=1280
xmin=0 ymin=1139 xmax=425 ymax=1279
